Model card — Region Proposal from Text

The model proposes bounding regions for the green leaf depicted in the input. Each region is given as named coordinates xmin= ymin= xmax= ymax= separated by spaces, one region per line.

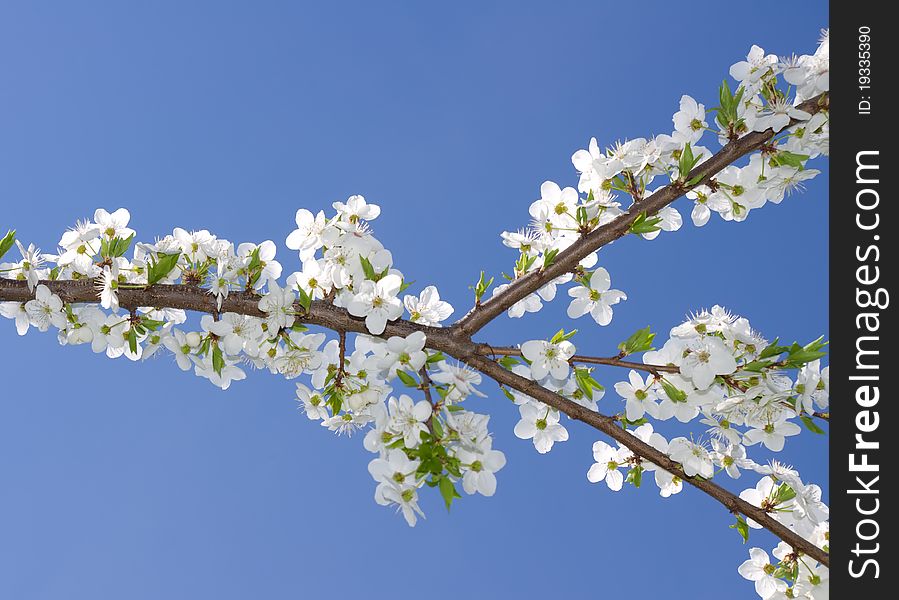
xmin=212 ymin=343 xmax=225 ymax=375
xmin=730 ymin=515 xmax=749 ymax=544
xmin=618 ymin=326 xmax=655 ymax=356
xmin=575 ymin=206 xmax=589 ymax=227
xmin=0 ymin=229 xmax=15 ymax=261
xmin=626 ymin=465 xmax=643 ymax=488
xmin=500 ymin=386 xmax=517 ymax=402
xmin=542 ymin=248 xmax=560 ymax=269
xmin=741 ymin=359 xmax=773 ymax=372
xmin=660 ymin=379 xmax=687 ymax=403
xmin=686 ymin=173 xmax=705 ymax=187
xmin=127 ymin=328 xmax=138 ymax=355
xmin=514 ymin=253 xmax=537 ymax=276
xmin=140 ymin=318 xmax=165 ymax=332
xmin=438 ymin=476 xmax=460 ymax=511
xmin=106 ymin=234 xmax=135 ymax=258
xmin=783 ymin=340 xmax=828 ymax=368
xmin=472 ymin=271 xmax=494 ymax=303
xmin=430 ymin=418 xmax=444 ymax=439
xmin=396 ymin=370 xmax=418 ymax=387
xmin=297 ymin=286 xmax=313 ymax=312
xmin=629 ymin=211 xmax=663 ymax=235
xmin=574 ymin=367 xmax=604 ymax=401
xmin=677 ymin=143 xmax=705 ymax=181
xmin=358 ymin=255 xmax=378 ymax=281
xmin=550 ymin=328 xmax=577 ymax=344
xmin=800 ymin=415 xmax=825 ymax=434
xmin=244 ymin=247 xmax=262 ymax=288
xmin=769 ymin=150 xmax=809 ymax=170
xmin=399 ymin=279 xmax=414 ymax=293
xmin=619 ymin=416 xmax=649 ymax=428
xmin=575 ymin=369 xmax=593 ymax=400
xmin=717 ymin=80 xmax=738 ymax=128
xmin=774 ymin=483 xmax=796 ymax=504
xmin=678 ymin=142 xmax=695 ymax=179
xmin=719 ymin=80 xmax=733 ymax=113
xmin=426 ymin=352 xmax=446 ymax=364
xmin=498 ymin=355 xmax=519 ymax=370
xmin=326 ymin=390 xmax=343 ymax=416
xmin=147 ymin=252 xmax=181 ymax=285
xmin=759 ymin=338 xmax=788 ymax=359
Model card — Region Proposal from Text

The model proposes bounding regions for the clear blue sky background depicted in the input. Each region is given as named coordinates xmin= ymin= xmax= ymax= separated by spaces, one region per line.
xmin=0 ymin=3 xmax=828 ymax=598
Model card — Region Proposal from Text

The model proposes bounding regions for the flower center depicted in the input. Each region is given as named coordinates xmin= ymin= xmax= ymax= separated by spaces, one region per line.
xmin=535 ymin=418 xmax=547 ymax=431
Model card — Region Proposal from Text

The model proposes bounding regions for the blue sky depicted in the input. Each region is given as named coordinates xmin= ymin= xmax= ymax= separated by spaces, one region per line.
xmin=0 ymin=3 xmax=828 ymax=598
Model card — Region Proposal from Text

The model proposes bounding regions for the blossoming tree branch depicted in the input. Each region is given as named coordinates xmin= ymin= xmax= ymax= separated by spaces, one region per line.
xmin=0 ymin=34 xmax=830 ymax=598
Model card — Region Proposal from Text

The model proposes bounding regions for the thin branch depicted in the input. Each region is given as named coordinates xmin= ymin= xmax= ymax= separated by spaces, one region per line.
xmin=452 ymin=92 xmax=829 ymax=337
xmin=0 ymin=278 xmax=471 ymax=357
xmin=419 ymin=366 xmax=434 ymax=406
xmin=478 ymin=345 xmax=680 ymax=374
xmin=335 ymin=330 xmax=348 ymax=389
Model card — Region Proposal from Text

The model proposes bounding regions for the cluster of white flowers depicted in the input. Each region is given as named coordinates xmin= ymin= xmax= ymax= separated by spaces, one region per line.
xmin=0 ymin=32 xmax=830 ymax=596
xmin=1 ymin=199 xmax=509 ymax=525
xmin=505 ymin=301 xmax=829 ymax=596
xmin=624 ymin=305 xmax=829 ymax=439
xmin=737 ymin=470 xmax=830 ymax=599
xmin=363 ymin=381 xmax=506 ymax=526
xmin=739 ymin=540 xmax=829 ymax=600
xmin=610 ymin=306 xmax=828 ymax=597
xmin=496 ymin=32 xmax=828 ymax=336
xmin=501 ymin=331 xmax=603 ymax=453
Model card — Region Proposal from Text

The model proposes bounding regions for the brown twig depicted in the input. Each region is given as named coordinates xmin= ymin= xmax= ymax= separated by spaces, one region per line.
xmin=452 ymin=93 xmax=829 ymax=338
xmin=478 ymin=345 xmax=680 ymax=375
